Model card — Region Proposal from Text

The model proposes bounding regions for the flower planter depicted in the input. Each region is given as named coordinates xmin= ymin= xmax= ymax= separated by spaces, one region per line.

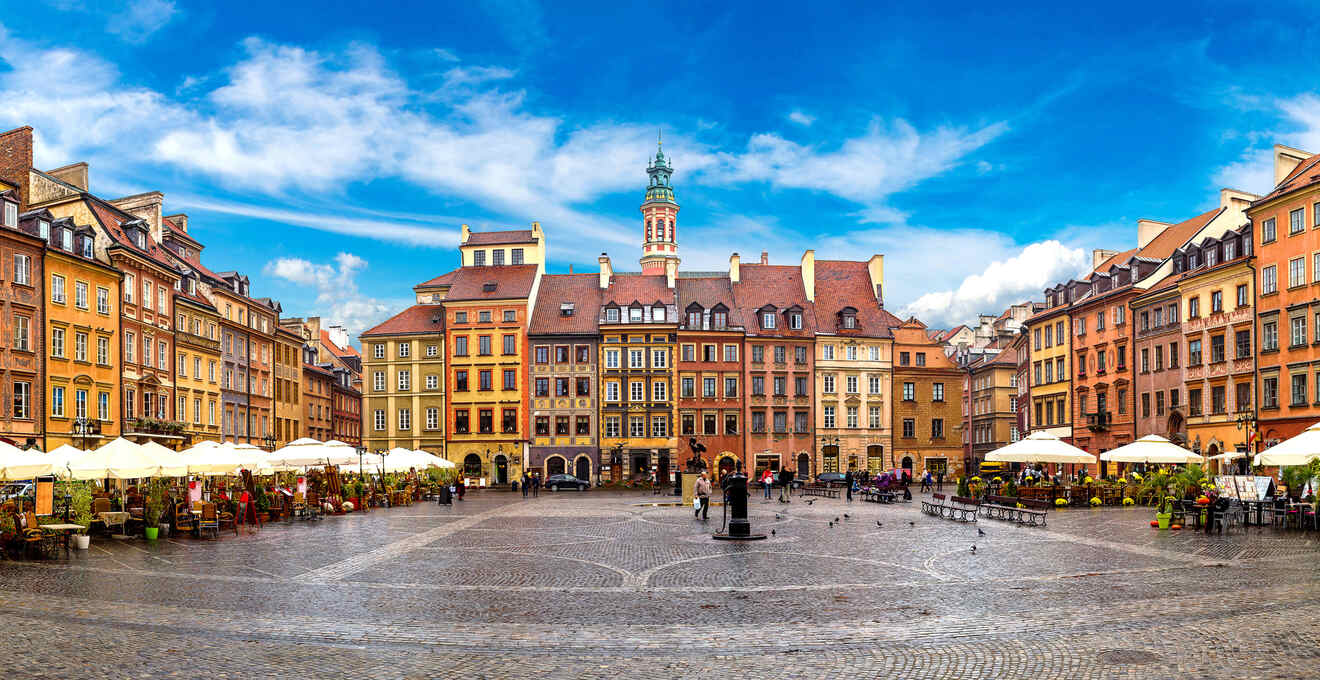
xmin=144 ymin=527 xmax=159 ymax=540
xmin=1155 ymin=512 xmax=1171 ymax=530
xmin=73 ymin=534 xmax=90 ymax=550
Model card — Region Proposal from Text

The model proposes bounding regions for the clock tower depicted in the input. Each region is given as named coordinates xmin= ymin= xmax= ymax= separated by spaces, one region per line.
xmin=640 ymin=133 xmax=680 ymax=275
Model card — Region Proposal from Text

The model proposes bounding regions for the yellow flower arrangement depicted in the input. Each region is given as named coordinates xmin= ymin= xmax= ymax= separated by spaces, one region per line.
xmin=1083 ymin=476 xmax=1094 ymax=484
xmin=1122 ymin=497 xmax=1135 ymax=506
xmin=1130 ymin=472 xmax=1143 ymax=481
xmin=1055 ymin=498 xmax=1068 ymax=507
xmin=1089 ymin=497 xmax=1102 ymax=506
xmin=992 ymin=476 xmax=1003 ymax=483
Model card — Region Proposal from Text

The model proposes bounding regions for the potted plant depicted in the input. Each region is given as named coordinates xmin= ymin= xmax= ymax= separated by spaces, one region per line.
xmin=1155 ymin=495 xmax=1176 ymax=529
xmin=254 ymin=487 xmax=271 ymax=521
xmin=144 ymin=479 xmax=166 ymax=540
xmin=70 ymin=481 xmax=94 ymax=549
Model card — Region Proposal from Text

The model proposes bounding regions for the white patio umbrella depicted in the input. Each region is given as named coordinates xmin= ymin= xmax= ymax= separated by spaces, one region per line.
xmin=46 ymin=444 xmax=87 ymax=478
xmin=269 ymin=438 xmax=356 ymax=467
xmin=68 ymin=437 xmax=189 ymax=480
xmin=415 ymin=449 xmax=453 ymax=469
xmin=0 ymin=441 xmax=53 ymax=480
xmin=1254 ymin=421 xmax=1320 ymax=466
xmin=984 ymin=431 xmax=1097 ymax=465
xmin=1099 ymin=435 xmax=1203 ymax=464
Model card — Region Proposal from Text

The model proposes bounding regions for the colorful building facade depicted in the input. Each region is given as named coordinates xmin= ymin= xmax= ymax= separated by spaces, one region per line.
xmin=527 ymin=274 xmax=600 ymax=481
xmin=361 ymin=304 xmax=447 ymax=455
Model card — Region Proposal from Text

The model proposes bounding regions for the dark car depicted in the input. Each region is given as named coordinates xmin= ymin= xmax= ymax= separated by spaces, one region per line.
xmin=544 ymin=474 xmax=590 ymax=491
xmin=815 ymin=472 xmax=848 ymax=487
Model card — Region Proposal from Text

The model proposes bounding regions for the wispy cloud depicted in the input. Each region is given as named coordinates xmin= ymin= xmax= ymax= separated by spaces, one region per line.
xmin=1214 ymin=92 xmax=1320 ymax=195
xmin=45 ymin=0 xmax=179 ymax=44
xmin=787 ymin=110 xmax=815 ymax=126
xmin=264 ymin=253 xmax=406 ymax=335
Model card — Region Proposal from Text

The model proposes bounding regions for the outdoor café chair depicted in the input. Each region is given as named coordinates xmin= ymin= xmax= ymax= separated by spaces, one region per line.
xmin=197 ymin=502 xmax=220 ymax=540
xmin=19 ymin=511 xmax=50 ymax=559
xmin=174 ymin=501 xmax=197 ymax=536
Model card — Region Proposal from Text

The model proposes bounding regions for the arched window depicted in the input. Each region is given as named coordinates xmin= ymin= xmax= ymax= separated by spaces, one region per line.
xmin=646 ymin=219 xmax=652 ymax=241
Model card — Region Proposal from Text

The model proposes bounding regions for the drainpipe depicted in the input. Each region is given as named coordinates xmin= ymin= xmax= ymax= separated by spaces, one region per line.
xmin=1245 ymin=256 xmax=1258 ymax=467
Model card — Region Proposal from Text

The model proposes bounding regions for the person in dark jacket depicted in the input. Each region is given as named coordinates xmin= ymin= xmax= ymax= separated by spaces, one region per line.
xmin=844 ymin=469 xmax=854 ymax=503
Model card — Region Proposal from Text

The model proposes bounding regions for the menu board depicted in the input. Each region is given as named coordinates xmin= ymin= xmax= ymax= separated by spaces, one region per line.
xmin=1215 ymin=476 xmax=1239 ymax=499
xmin=1255 ymin=476 xmax=1275 ymax=500
xmin=1214 ymin=476 xmax=1269 ymax=501
xmin=35 ymin=476 xmax=54 ymax=516
xmin=1235 ymin=476 xmax=1257 ymax=501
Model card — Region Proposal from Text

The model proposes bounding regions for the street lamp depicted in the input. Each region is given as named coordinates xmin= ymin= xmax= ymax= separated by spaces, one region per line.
xmin=262 ymin=433 xmax=277 ymax=452
xmin=1234 ymin=410 xmax=1257 ymax=473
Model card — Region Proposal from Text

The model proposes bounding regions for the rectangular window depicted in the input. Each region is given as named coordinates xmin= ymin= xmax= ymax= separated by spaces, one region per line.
xmin=454 ymin=410 xmax=469 ymax=433
xmin=1263 ymin=217 xmax=1276 ymax=242
xmin=822 ymin=345 xmax=835 ymax=361
xmin=652 ymin=349 xmax=668 ymax=368
xmin=1236 ymin=382 xmax=1251 ymax=412
xmin=454 ymin=336 xmax=468 ymax=355
xmin=1293 ymin=373 xmax=1308 ymax=407
xmin=1263 ymin=321 xmax=1278 ymax=351
xmin=869 ymin=406 xmax=881 ymax=428
xmin=1188 ymin=339 xmax=1202 ymax=365
xmin=51 ymin=327 xmax=65 ymax=358
xmin=845 ymin=375 xmax=858 ymax=394
xmin=51 ymin=274 xmax=66 ymax=304
xmin=630 ymin=381 xmax=644 ymax=402
xmin=845 ymin=406 xmax=858 ymax=428
xmin=652 ymin=380 xmax=667 ymax=402
xmin=1291 ymin=207 xmax=1305 ymax=235
xmin=479 ymin=409 xmax=494 ymax=434
xmin=555 ymin=416 xmax=569 ymax=435
xmin=1237 ymin=284 xmax=1249 ymax=308
xmin=478 ymin=370 xmax=492 ymax=391
xmin=1292 ymin=316 xmax=1307 ymax=348
xmin=52 ymin=386 xmax=65 ymax=417
xmin=74 ymin=281 xmax=88 ymax=309
xmin=823 ymin=406 xmax=835 ymax=429
xmin=822 ymin=375 xmax=834 ymax=393
xmin=795 ymin=376 xmax=808 ymax=396
xmin=902 ymin=418 xmax=915 ymax=438
xmin=374 ymin=410 xmax=386 ymax=431
xmin=1291 ymin=257 xmax=1306 ymax=288
xmin=932 ymin=383 xmax=945 ymax=401
xmin=750 ymin=412 xmax=765 ymax=433
xmin=903 ymin=382 xmax=915 ymax=400
xmin=398 ymin=369 xmax=410 ymax=391
xmin=1263 ymin=377 xmax=1278 ymax=409
xmin=504 ymin=370 xmax=516 ymax=390
xmin=1262 ymin=265 xmax=1277 ymax=294
xmin=703 ymin=377 xmax=717 ymax=398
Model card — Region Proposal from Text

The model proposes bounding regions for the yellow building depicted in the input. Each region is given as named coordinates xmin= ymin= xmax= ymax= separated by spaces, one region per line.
xmin=172 ymin=271 xmax=223 ymax=445
xmin=1176 ymin=221 xmax=1256 ymax=462
xmin=360 ymin=305 xmax=446 ymax=456
xmin=41 ymin=213 xmax=121 ymax=450
xmin=596 ymin=257 xmax=678 ymax=481
xmin=273 ymin=326 xmax=303 ymax=447
xmin=1025 ymin=293 xmax=1072 ymax=441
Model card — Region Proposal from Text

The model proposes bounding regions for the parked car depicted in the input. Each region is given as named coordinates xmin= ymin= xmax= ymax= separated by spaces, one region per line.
xmin=544 ymin=474 xmax=590 ymax=491
xmin=815 ymin=472 xmax=848 ymax=487
xmin=0 ymin=482 xmax=33 ymax=502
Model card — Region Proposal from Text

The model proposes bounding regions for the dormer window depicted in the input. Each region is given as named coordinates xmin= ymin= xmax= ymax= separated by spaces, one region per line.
xmin=82 ymin=237 xmax=93 ymax=258
xmin=762 ymin=312 xmax=776 ymax=329
xmin=61 ymin=228 xmax=72 ymax=251
xmin=652 ymin=306 xmax=665 ymax=322
xmin=713 ymin=311 xmax=727 ymax=329
xmin=188 ymin=279 xmax=196 ymax=295
xmin=687 ymin=308 xmax=702 ymax=328
xmin=605 ymin=306 xmax=619 ymax=322
xmin=629 ymin=306 xmax=643 ymax=322
xmin=842 ymin=314 xmax=856 ymax=329
xmin=2 ymin=200 xmax=15 ymax=227
xmin=38 ymin=220 xmax=50 ymax=239
xmin=789 ymin=312 xmax=802 ymax=330
xmin=1188 ymin=251 xmax=1197 ymax=269
xmin=560 ymin=303 xmax=575 ymax=317
xmin=482 ymin=282 xmax=497 ymax=293
xmin=1224 ymin=240 xmax=1235 ymax=261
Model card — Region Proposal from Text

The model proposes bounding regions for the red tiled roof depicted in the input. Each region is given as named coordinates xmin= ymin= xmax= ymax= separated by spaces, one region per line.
xmin=416 ymin=269 xmax=459 ymax=289
xmin=465 ymin=229 xmax=535 ymax=245
xmin=528 ymin=274 xmax=601 ymax=335
xmin=321 ymin=329 xmax=361 ymax=357
xmin=813 ymin=260 xmax=895 ymax=338
xmin=87 ymin=198 xmax=177 ymax=271
xmin=162 ymin=216 xmax=202 ymax=247
xmin=731 ymin=264 xmax=817 ymax=338
xmin=444 ymin=265 xmax=539 ymax=301
xmin=303 ymin=362 xmax=335 ymax=378
xmin=601 ymin=273 xmax=673 ymax=307
xmin=1257 ymin=152 xmax=1320 ymax=203
xmin=360 ymin=305 xmax=445 ymax=337
xmin=173 ymin=286 xmax=216 ymax=311
xmin=676 ymin=276 xmax=747 ymax=329
xmin=1137 ymin=208 xmax=1220 ymax=260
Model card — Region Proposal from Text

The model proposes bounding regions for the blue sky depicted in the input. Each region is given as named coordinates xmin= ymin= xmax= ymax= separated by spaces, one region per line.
xmin=2 ymin=1 xmax=1319 ymax=337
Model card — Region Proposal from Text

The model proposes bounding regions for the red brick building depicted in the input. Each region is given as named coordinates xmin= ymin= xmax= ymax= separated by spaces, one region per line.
xmin=0 ymin=179 xmax=45 ymax=448
xmin=732 ymin=254 xmax=816 ymax=479
xmin=676 ymin=276 xmax=745 ymax=474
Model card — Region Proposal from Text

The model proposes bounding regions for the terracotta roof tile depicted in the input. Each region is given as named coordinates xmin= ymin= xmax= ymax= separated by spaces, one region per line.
xmin=465 ymin=229 xmax=535 ymax=245
xmin=528 ymin=274 xmax=601 ymax=335
xmin=813 ymin=260 xmax=895 ymax=338
xmin=360 ymin=305 xmax=446 ymax=337
xmin=1136 ymin=208 xmax=1221 ymax=260
xmin=731 ymin=264 xmax=817 ymax=338
xmin=676 ymin=276 xmax=746 ymax=329
xmin=1257 ymin=152 xmax=1320 ymax=203
xmin=600 ymin=273 xmax=674 ymax=307
xmin=416 ymin=269 xmax=459 ymax=288
xmin=87 ymin=198 xmax=177 ymax=271
xmin=321 ymin=329 xmax=362 ymax=357
xmin=444 ymin=265 xmax=539 ymax=301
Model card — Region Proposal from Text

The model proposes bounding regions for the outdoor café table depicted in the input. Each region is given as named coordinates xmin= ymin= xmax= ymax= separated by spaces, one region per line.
xmin=97 ymin=511 xmax=130 ymax=535
xmin=39 ymin=524 xmax=85 ymax=557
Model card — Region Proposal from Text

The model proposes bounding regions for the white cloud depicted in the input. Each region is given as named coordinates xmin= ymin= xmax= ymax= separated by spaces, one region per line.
xmin=107 ymin=0 xmax=178 ymax=42
xmin=899 ymin=240 xmax=1089 ymax=327
xmin=264 ymin=253 xmax=403 ymax=335
xmin=787 ymin=110 xmax=815 ymax=126
xmin=1214 ymin=92 xmax=1320 ymax=195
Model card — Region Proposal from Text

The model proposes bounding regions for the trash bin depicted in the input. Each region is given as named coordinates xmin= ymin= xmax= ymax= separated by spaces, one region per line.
xmin=511 ymin=481 xmax=519 ymax=493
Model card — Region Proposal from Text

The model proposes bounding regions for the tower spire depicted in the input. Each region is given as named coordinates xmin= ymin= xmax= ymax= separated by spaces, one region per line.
xmin=640 ymin=134 xmax=680 ymax=275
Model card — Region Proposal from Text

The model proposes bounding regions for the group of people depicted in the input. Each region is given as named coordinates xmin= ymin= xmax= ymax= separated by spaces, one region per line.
xmin=918 ymin=469 xmax=946 ymax=492
xmin=520 ymin=472 xmax=543 ymax=498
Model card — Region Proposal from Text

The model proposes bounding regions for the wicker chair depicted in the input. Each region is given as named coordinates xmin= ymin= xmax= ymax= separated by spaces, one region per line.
xmin=197 ymin=502 xmax=220 ymax=540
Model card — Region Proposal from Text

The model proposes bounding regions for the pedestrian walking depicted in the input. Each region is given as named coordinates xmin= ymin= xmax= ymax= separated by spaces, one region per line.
xmin=694 ymin=472 xmax=712 ymax=521
xmin=921 ymin=470 xmax=932 ymax=493
xmin=845 ymin=468 xmax=854 ymax=503
xmin=521 ymin=472 xmax=530 ymax=498
xmin=936 ymin=471 xmax=944 ymax=491
xmin=760 ymin=468 xmax=774 ymax=500
xmin=531 ymin=473 xmax=540 ymax=497
xmin=456 ymin=478 xmax=466 ymax=501
xmin=778 ymin=468 xmax=793 ymax=503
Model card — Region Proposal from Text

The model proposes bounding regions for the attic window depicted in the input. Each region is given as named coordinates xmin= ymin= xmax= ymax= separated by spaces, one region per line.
xmin=188 ymin=279 xmax=196 ymax=295
xmin=842 ymin=314 xmax=856 ymax=329
xmin=713 ymin=311 xmax=727 ymax=329
xmin=789 ymin=312 xmax=802 ymax=330
xmin=560 ymin=303 xmax=575 ymax=317
xmin=629 ymin=306 xmax=643 ymax=322
xmin=652 ymin=306 xmax=665 ymax=322
xmin=81 ymin=237 xmax=93 ymax=258
xmin=2 ymin=200 xmax=15 ymax=227
xmin=482 ymin=282 xmax=497 ymax=293
xmin=762 ymin=312 xmax=776 ymax=329
xmin=605 ymin=307 xmax=619 ymax=322
xmin=61 ymin=228 xmax=72 ymax=251
xmin=38 ymin=220 xmax=50 ymax=239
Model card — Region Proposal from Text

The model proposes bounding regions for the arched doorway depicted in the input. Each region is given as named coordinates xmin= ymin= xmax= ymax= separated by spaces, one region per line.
xmin=463 ymin=454 xmax=482 ymax=478
xmin=822 ymin=445 xmax=839 ymax=473
xmin=494 ymin=455 xmax=508 ymax=485
xmin=717 ymin=455 xmax=736 ymax=480
xmin=797 ymin=453 xmax=810 ymax=479
xmin=546 ymin=456 xmax=566 ymax=475
xmin=574 ymin=456 xmax=591 ymax=482
xmin=901 ymin=456 xmax=914 ymax=478
xmin=866 ymin=444 xmax=883 ymax=474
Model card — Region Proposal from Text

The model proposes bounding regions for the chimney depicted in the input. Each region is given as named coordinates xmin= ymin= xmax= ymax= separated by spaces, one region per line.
xmin=800 ymin=249 xmax=816 ymax=302
xmin=665 ymin=259 xmax=677 ymax=289
xmin=1136 ymin=220 xmax=1169 ymax=250
xmin=867 ymin=254 xmax=885 ymax=304
xmin=729 ymin=252 xmax=740 ymax=283
xmin=0 ymin=126 xmax=33 ymax=209
xmin=760 ymin=250 xmax=769 ymax=265
xmin=598 ymin=253 xmax=612 ymax=289
xmin=568 ymin=264 xmax=573 ymax=274
xmin=460 ymin=223 xmax=471 ymax=243
xmin=1273 ymin=144 xmax=1312 ymax=187
xmin=1218 ymin=188 xmax=1258 ymax=227
xmin=531 ymin=221 xmax=542 ymax=240
xmin=110 ymin=191 xmax=166 ymax=244
xmin=46 ymin=162 xmax=89 ymax=192
xmin=165 ymin=213 xmax=189 ymax=233
xmin=1091 ymin=248 xmax=1120 ymax=269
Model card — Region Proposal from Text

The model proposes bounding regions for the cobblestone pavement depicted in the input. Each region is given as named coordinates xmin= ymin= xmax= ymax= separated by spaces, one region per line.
xmin=2 ymin=490 xmax=1318 ymax=678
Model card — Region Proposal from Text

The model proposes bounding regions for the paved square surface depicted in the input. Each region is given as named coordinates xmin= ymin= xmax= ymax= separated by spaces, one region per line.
xmin=2 ymin=490 xmax=1318 ymax=678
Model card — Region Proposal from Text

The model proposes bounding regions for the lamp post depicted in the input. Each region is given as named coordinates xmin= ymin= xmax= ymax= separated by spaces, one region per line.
xmin=72 ymin=416 xmax=93 ymax=451
xmin=1234 ymin=410 xmax=1257 ymax=474
xmin=262 ymin=433 xmax=277 ymax=452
